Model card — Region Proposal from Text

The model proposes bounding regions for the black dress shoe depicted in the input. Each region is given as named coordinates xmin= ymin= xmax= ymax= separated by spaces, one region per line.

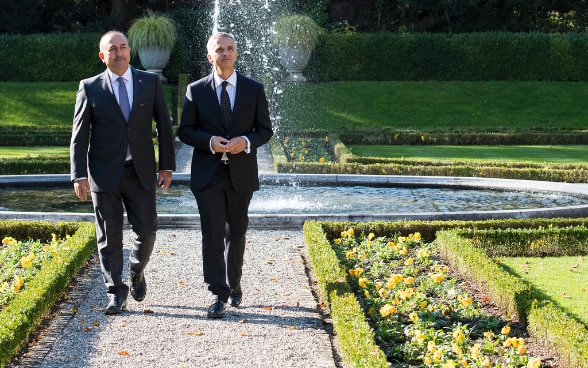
xmin=229 ymin=292 xmax=242 ymax=307
xmin=104 ymin=295 xmax=127 ymax=315
xmin=130 ymin=273 xmax=146 ymax=302
xmin=207 ymin=300 xmax=226 ymax=319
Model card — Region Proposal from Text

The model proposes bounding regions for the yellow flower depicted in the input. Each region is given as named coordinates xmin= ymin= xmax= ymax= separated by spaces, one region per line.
xmin=13 ymin=275 xmax=24 ymax=292
xmin=409 ymin=312 xmax=419 ymax=323
xmin=367 ymin=232 xmax=375 ymax=241
xmin=444 ymin=360 xmax=457 ymax=368
xmin=518 ymin=345 xmax=527 ymax=354
xmin=453 ymin=329 xmax=465 ymax=343
xmin=404 ymin=257 xmax=414 ymax=266
xmin=319 ymin=157 xmax=325 ymax=163
xmin=404 ymin=276 xmax=415 ymax=285
xmin=433 ymin=348 xmax=443 ymax=361
xmin=325 ymin=136 xmax=329 ymax=142
xmin=375 ymin=282 xmax=382 ymax=290
xmin=380 ymin=304 xmax=397 ymax=317
xmin=20 ymin=253 xmax=35 ymax=268
xmin=334 ymin=238 xmax=341 ymax=244
xmin=378 ymin=288 xmax=388 ymax=297
xmin=432 ymin=273 xmax=444 ymax=283
xmin=459 ymin=359 xmax=469 ymax=367
xmin=358 ymin=277 xmax=368 ymax=289
xmin=501 ymin=325 xmax=511 ymax=335
xmin=2 ymin=236 xmax=17 ymax=246
xmin=461 ymin=297 xmax=473 ymax=306
xmin=417 ymin=248 xmax=431 ymax=258
xmin=414 ymin=330 xmax=426 ymax=344
xmin=368 ymin=307 xmax=375 ymax=314
xmin=386 ymin=274 xmax=403 ymax=289
xmin=427 ymin=340 xmax=437 ymax=352
xmin=346 ymin=228 xmax=354 ymax=237
xmin=364 ymin=289 xmax=370 ymax=297
xmin=386 ymin=241 xmax=395 ymax=248
xmin=527 ymin=358 xmax=542 ymax=368
xmin=410 ymin=232 xmax=422 ymax=241
xmin=469 ymin=343 xmax=481 ymax=358
xmin=484 ymin=331 xmax=495 ymax=340
xmin=399 ymin=247 xmax=408 ymax=256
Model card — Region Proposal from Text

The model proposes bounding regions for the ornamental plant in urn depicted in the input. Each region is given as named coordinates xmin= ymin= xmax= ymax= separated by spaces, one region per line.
xmin=128 ymin=10 xmax=177 ymax=82
xmin=272 ymin=14 xmax=321 ymax=82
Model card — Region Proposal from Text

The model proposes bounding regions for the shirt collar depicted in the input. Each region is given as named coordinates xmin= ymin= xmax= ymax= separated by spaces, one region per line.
xmin=213 ymin=71 xmax=237 ymax=88
xmin=107 ymin=68 xmax=133 ymax=84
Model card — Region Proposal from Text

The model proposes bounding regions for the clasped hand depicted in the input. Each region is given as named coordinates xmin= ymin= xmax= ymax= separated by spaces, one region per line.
xmin=213 ymin=136 xmax=246 ymax=155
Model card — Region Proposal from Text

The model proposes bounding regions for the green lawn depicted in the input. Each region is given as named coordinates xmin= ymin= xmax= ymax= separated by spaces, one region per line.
xmin=280 ymin=81 xmax=588 ymax=132
xmin=498 ymin=256 xmax=588 ymax=326
xmin=0 ymin=82 xmax=174 ymax=127
xmin=0 ymin=82 xmax=78 ymax=127
xmin=348 ymin=145 xmax=588 ymax=164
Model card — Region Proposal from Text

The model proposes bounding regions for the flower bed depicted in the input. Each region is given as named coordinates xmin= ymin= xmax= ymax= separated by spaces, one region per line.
xmin=334 ymin=228 xmax=540 ymax=367
xmin=0 ymin=221 xmax=96 ymax=368
xmin=303 ymin=219 xmax=588 ymax=368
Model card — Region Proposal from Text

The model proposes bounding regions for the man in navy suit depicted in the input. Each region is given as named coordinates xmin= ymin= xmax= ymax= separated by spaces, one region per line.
xmin=178 ymin=32 xmax=273 ymax=318
xmin=70 ymin=31 xmax=176 ymax=315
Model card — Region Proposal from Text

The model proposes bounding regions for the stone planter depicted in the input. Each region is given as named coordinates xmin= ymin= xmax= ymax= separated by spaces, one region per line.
xmin=278 ymin=47 xmax=312 ymax=82
xmin=137 ymin=46 xmax=172 ymax=83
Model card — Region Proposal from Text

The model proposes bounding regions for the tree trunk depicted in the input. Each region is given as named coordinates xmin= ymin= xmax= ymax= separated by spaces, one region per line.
xmin=111 ymin=0 xmax=137 ymax=32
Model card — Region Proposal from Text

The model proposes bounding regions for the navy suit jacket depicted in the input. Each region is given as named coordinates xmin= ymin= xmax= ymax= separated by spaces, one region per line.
xmin=178 ymin=72 xmax=273 ymax=193
xmin=70 ymin=67 xmax=176 ymax=192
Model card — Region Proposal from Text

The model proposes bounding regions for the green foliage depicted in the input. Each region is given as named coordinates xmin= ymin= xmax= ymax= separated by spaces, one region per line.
xmin=0 ymin=126 xmax=71 ymax=146
xmin=303 ymin=221 xmax=388 ymax=367
xmin=128 ymin=10 xmax=177 ymax=52
xmin=307 ymin=33 xmax=588 ymax=82
xmin=0 ymin=221 xmax=96 ymax=368
xmin=0 ymin=156 xmax=69 ymax=175
xmin=276 ymin=160 xmax=588 ymax=183
xmin=272 ymin=14 xmax=322 ymax=50
xmin=0 ymin=34 xmax=103 ymax=82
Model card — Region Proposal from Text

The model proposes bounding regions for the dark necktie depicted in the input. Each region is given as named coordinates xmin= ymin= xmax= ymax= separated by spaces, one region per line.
xmin=117 ymin=76 xmax=130 ymax=121
xmin=220 ymin=81 xmax=232 ymax=128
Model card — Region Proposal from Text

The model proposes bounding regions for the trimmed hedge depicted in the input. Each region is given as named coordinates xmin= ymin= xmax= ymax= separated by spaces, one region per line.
xmin=0 ymin=33 xmax=104 ymax=82
xmin=276 ymin=161 xmax=588 ymax=183
xmin=4 ymin=31 xmax=588 ymax=82
xmin=306 ymin=32 xmax=588 ymax=82
xmin=0 ymin=221 xmax=96 ymax=368
xmin=0 ymin=126 xmax=71 ymax=146
xmin=0 ymin=157 xmax=69 ymax=175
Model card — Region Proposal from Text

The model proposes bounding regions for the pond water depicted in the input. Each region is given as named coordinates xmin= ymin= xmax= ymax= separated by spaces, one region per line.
xmin=0 ymin=183 xmax=583 ymax=215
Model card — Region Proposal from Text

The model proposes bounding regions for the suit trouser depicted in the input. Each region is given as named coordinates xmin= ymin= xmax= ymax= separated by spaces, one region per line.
xmin=91 ymin=165 xmax=158 ymax=298
xmin=193 ymin=165 xmax=253 ymax=302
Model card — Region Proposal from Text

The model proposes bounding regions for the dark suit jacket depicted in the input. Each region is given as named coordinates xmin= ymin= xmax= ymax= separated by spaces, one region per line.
xmin=70 ymin=67 xmax=176 ymax=192
xmin=178 ymin=73 xmax=273 ymax=193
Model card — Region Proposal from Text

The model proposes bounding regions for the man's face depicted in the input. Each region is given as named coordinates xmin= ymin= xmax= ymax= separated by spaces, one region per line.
xmin=207 ymin=35 xmax=238 ymax=73
xmin=99 ymin=33 xmax=131 ymax=76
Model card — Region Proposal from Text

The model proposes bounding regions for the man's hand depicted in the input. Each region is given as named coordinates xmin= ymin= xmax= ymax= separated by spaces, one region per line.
xmin=226 ymin=136 xmax=247 ymax=154
xmin=158 ymin=170 xmax=173 ymax=190
xmin=73 ymin=179 xmax=91 ymax=201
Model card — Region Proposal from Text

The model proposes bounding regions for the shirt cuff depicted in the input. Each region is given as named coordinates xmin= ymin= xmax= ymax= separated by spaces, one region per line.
xmin=241 ymin=136 xmax=251 ymax=153
xmin=209 ymin=136 xmax=215 ymax=154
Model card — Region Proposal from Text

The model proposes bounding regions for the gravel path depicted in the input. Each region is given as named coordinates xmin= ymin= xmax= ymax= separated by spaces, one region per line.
xmin=10 ymin=228 xmax=338 ymax=368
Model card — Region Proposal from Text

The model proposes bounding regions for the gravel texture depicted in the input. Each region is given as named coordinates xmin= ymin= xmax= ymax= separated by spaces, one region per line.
xmin=10 ymin=228 xmax=338 ymax=368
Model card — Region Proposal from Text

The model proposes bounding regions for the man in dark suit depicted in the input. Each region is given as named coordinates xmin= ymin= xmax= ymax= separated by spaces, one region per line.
xmin=178 ymin=32 xmax=273 ymax=318
xmin=70 ymin=31 xmax=176 ymax=315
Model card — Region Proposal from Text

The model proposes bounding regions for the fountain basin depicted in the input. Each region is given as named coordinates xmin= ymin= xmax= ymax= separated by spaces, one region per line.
xmin=1 ymin=173 xmax=588 ymax=228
